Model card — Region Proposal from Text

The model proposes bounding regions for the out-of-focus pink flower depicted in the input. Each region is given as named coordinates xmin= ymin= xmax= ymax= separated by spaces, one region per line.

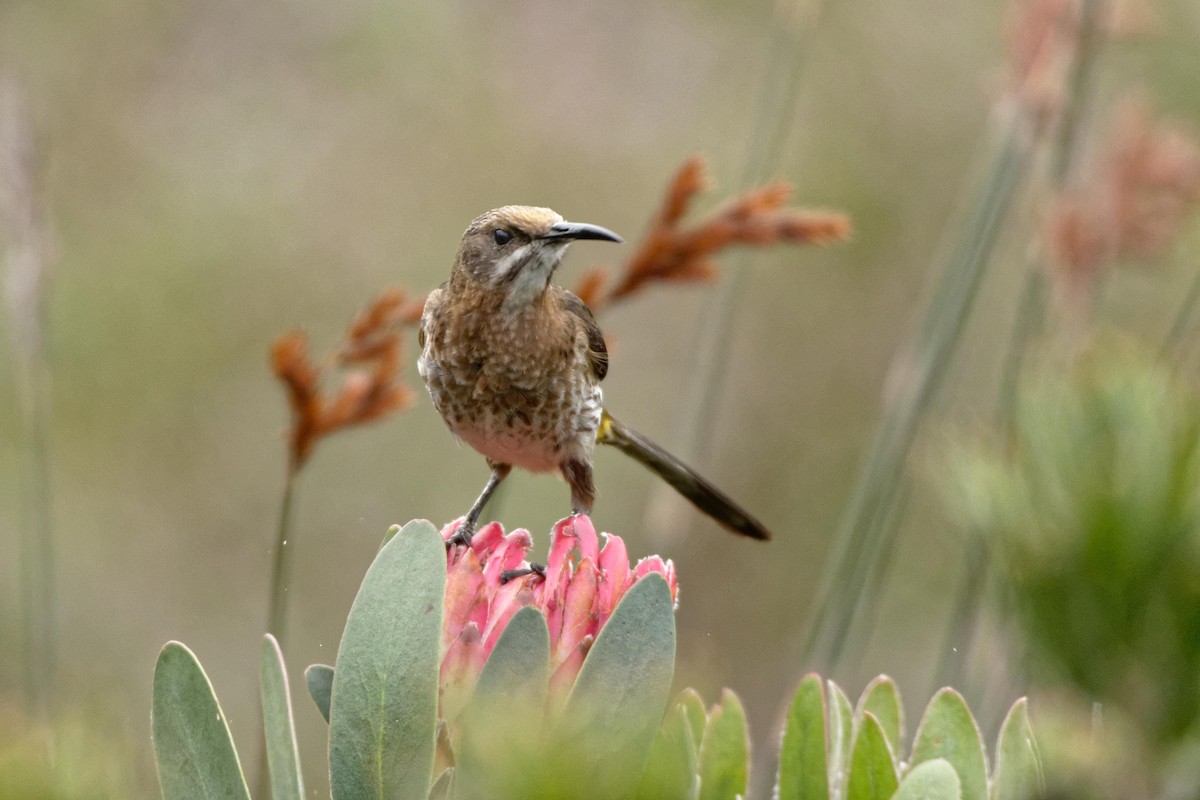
xmin=437 ymin=515 xmax=678 ymax=722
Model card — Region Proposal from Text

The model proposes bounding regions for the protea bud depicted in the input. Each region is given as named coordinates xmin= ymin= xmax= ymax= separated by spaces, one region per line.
xmin=438 ymin=515 xmax=678 ymax=725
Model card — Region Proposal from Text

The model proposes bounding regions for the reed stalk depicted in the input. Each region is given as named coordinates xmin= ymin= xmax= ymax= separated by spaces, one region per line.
xmin=641 ymin=0 xmax=830 ymax=538
xmin=800 ymin=103 xmax=1037 ymax=672
xmin=1162 ymin=266 xmax=1200 ymax=359
xmin=1 ymin=75 xmax=56 ymax=721
xmin=936 ymin=0 xmax=1110 ymax=691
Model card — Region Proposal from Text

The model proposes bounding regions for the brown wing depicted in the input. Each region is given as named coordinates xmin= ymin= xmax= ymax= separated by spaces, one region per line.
xmin=557 ymin=288 xmax=608 ymax=381
xmin=418 ymin=281 xmax=448 ymax=351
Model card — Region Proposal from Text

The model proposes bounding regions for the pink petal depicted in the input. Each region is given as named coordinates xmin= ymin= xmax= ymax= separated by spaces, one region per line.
xmin=542 ymin=518 xmax=577 ymax=591
xmin=481 ymin=529 xmax=533 ymax=588
xmin=541 ymin=586 xmax=565 ymax=645
xmin=539 ymin=520 xmax=578 ymax=639
xmin=481 ymin=582 xmax=536 ymax=654
xmin=552 ymin=558 xmax=599 ymax=667
xmin=634 ymin=555 xmax=679 ymax=607
xmin=441 ymin=519 xmax=466 ymax=569
xmin=443 ymin=548 xmax=485 ymax=655
xmin=548 ymin=634 xmax=594 ymax=710
xmin=469 ymin=521 xmax=506 ymax=560
xmin=440 ymin=621 xmax=486 ymax=724
xmin=571 ymin=515 xmax=600 ymax=564
xmin=596 ymin=533 xmax=632 ymax=625
xmin=441 ymin=517 xmax=465 ymax=541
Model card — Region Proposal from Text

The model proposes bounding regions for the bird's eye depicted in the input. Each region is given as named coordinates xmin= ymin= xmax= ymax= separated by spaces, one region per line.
xmin=492 ymin=229 xmax=513 ymax=246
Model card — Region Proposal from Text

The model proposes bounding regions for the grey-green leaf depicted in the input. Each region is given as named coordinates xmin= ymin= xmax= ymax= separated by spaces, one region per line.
xmin=827 ymin=679 xmax=854 ymax=796
xmin=678 ymin=688 xmax=708 ymax=747
xmin=637 ymin=701 xmax=700 ymax=800
xmin=845 ymin=712 xmax=898 ymax=800
xmin=856 ymin=676 xmax=903 ymax=757
xmin=556 ymin=574 xmax=677 ymax=799
xmin=329 ymin=519 xmax=446 ymax=800
xmin=911 ymin=689 xmax=988 ymax=800
xmin=260 ymin=635 xmax=305 ymax=800
xmin=776 ymin=674 xmax=829 ymax=800
xmin=893 ymin=759 xmax=962 ymax=800
xmin=305 ymin=664 xmax=334 ymax=724
xmin=454 ymin=606 xmax=551 ymax=800
xmin=698 ymin=689 xmax=750 ymax=800
xmin=152 ymin=641 xmax=251 ymax=800
xmin=991 ymin=698 xmax=1044 ymax=800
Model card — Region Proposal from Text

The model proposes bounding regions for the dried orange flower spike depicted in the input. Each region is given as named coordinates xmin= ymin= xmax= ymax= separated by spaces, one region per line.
xmin=574 ymin=155 xmax=851 ymax=311
xmin=1046 ymin=101 xmax=1200 ymax=301
xmin=271 ymin=290 xmax=417 ymax=471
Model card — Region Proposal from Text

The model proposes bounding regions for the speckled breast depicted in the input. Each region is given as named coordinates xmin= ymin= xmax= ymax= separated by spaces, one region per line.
xmin=419 ymin=342 xmax=602 ymax=473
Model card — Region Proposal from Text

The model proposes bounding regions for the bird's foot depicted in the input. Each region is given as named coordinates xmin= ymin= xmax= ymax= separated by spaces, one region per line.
xmin=445 ymin=521 xmax=475 ymax=550
xmin=500 ymin=562 xmax=546 ymax=585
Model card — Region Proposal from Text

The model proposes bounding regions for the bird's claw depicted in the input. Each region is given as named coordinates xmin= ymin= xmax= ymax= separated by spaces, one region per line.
xmin=445 ymin=523 xmax=475 ymax=550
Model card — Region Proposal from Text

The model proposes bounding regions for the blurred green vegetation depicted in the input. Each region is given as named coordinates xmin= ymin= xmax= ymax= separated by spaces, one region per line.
xmin=0 ymin=708 xmax=138 ymax=799
xmin=950 ymin=348 xmax=1200 ymax=793
xmin=2 ymin=0 xmax=1200 ymax=796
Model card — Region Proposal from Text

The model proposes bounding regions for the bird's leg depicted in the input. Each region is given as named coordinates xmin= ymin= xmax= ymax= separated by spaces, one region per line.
xmin=561 ymin=457 xmax=596 ymax=516
xmin=448 ymin=461 xmax=512 ymax=549
xmin=499 ymin=562 xmax=546 ymax=584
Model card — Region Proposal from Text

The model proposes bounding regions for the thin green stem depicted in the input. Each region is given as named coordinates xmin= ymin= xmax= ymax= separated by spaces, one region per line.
xmin=257 ymin=466 xmax=299 ymax=798
xmin=801 ymin=107 xmax=1036 ymax=672
xmin=641 ymin=0 xmax=828 ymax=537
xmin=935 ymin=0 xmax=1110 ymax=692
xmin=2 ymin=76 xmax=55 ymax=721
xmin=683 ymin=2 xmax=826 ymax=464
xmin=14 ymin=343 xmax=54 ymax=719
xmin=1162 ymin=266 xmax=1200 ymax=360
xmin=265 ymin=468 xmax=299 ymax=646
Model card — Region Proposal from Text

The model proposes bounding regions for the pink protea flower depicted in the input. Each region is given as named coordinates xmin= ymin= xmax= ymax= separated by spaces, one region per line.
xmin=437 ymin=515 xmax=678 ymax=724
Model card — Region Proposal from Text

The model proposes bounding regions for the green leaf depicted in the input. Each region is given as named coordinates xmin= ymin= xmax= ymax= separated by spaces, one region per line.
xmin=827 ymin=680 xmax=854 ymax=796
xmin=152 ymin=641 xmax=250 ymax=800
xmin=260 ymin=635 xmax=305 ymax=800
xmin=698 ymin=690 xmax=750 ymax=800
xmin=637 ymin=701 xmax=700 ymax=800
xmin=454 ymin=606 xmax=551 ymax=800
xmin=845 ymin=713 xmax=898 ymax=800
xmin=329 ymin=520 xmax=445 ymax=800
xmin=305 ymin=664 xmax=334 ymax=724
xmin=856 ymin=676 xmax=904 ymax=757
xmin=776 ymin=674 xmax=829 ymax=800
xmin=678 ymin=688 xmax=708 ymax=747
xmin=893 ymin=759 xmax=962 ymax=800
xmin=990 ymin=698 xmax=1043 ymax=800
xmin=556 ymin=574 xmax=677 ymax=799
xmin=910 ymin=689 xmax=988 ymax=800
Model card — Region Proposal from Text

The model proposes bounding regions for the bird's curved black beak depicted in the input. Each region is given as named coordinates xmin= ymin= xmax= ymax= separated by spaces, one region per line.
xmin=539 ymin=221 xmax=623 ymax=243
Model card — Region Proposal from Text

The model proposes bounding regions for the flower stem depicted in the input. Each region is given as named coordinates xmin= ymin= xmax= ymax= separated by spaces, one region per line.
xmin=266 ymin=467 xmax=299 ymax=646
xmin=257 ymin=466 xmax=299 ymax=799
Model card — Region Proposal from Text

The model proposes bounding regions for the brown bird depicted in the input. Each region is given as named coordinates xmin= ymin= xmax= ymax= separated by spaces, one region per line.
xmin=418 ymin=206 xmax=772 ymax=547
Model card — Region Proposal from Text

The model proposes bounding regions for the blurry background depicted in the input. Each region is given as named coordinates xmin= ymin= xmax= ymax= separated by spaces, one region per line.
xmin=2 ymin=0 xmax=1199 ymax=796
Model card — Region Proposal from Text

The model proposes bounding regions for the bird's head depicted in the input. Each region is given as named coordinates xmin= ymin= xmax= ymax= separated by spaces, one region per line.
xmin=453 ymin=206 xmax=622 ymax=308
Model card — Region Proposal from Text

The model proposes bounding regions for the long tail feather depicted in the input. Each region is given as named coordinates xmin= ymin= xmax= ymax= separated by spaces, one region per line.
xmin=596 ymin=410 xmax=771 ymax=541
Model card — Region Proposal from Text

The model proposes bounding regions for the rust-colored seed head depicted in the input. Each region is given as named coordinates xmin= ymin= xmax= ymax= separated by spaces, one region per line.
xmin=575 ymin=156 xmax=851 ymax=312
xmin=1046 ymin=100 xmax=1200 ymax=305
xmin=271 ymin=291 xmax=416 ymax=471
